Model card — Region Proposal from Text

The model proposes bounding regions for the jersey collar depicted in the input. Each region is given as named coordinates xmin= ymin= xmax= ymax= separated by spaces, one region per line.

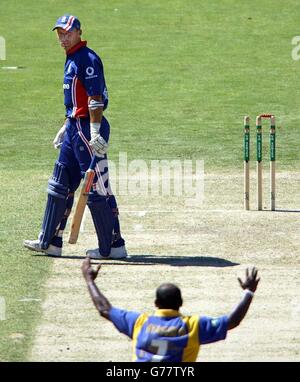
xmin=154 ymin=309 xmax=181 ymax=317
xmin=67 ymin=40 xmax=87 ymax=55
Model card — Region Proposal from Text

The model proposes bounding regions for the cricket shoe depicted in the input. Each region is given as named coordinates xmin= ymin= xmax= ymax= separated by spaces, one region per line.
xmin=23 ymin=239 xmax=62 ymax=257
xmin=86 ymin=245 xmax=128 ymax=260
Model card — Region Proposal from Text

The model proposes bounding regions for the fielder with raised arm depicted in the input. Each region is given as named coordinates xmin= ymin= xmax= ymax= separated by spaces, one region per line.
xmin=24 ymin=15 xmax=127 ymax=259
xmin=82 ymin=262 xmax=260 ymax=362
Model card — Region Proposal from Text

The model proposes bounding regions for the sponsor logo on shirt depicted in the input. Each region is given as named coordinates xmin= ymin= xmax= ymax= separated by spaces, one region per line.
xmin=85 ymin=66 xmax=98 ymax=79
xmin=86 ymin=66 xmax=94 ymax=76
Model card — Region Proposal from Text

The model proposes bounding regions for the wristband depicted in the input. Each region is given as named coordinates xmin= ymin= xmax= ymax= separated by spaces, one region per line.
xmin=244 ymin=289 xmax=254 ymax=297
xmin=90 ymin=122 xmax=101 ymax=130
xmin=90 ymin=122 xmax=101 ymax=140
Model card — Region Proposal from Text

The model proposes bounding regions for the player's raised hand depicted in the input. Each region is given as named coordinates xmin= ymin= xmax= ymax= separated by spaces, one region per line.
xmin=238 ymin=267 xmax=260 ymax=293
xmin=81 ymin=257 xmax=101 ymax=281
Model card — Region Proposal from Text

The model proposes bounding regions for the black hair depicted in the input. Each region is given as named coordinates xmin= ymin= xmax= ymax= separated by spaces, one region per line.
xmin=155 ymin=283 xmax=183 ymax=310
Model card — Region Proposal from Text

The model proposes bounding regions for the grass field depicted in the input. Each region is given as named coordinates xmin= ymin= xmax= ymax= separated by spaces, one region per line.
xmin=0 ymin=0 xmax=300 ymax=362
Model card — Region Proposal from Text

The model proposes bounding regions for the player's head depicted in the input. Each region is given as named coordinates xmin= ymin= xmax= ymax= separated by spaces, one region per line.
xmin=155 ymin=283 xmax=183 ymax=310
xmin=52 ymin=15 xmax=82 ymax=52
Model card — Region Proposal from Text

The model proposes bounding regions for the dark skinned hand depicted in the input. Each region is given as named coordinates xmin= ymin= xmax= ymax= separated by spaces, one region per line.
xmin=81 ymin=257 xmax=101 ymax=281
xmin=238 ymin=267 xmax=260 ymax=293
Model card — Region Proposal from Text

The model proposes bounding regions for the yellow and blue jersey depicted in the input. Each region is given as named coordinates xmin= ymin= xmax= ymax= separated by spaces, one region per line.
xmin=109 ymin=307 xmax=228 ymax=362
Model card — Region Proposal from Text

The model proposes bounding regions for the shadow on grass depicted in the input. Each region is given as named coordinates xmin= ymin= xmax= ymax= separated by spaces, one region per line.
xmin=32 ymin=253 xmax=239 ymax=267
xmin=32 ymin=254 xmax=86 ymax=260
xmin=90 ymin=254 xmax=239 ymax=267
xmin=274 ymin=209 xmax=300 ymax=213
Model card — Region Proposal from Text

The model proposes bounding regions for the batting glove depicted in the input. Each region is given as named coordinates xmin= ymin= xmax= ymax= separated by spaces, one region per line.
xmin=53 ymin=124 xmax=66 ymax=149
xmin=90 ymin=135 xmax=109 ymax=157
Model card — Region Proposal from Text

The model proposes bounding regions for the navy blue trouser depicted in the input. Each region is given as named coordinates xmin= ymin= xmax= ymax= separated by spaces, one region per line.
xmin=47 ymin=116 xmax=124 ymax=249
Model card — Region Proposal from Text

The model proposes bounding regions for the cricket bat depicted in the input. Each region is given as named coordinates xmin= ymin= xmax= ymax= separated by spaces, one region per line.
xmin=68 ymin=156 xmax=97 ymax=244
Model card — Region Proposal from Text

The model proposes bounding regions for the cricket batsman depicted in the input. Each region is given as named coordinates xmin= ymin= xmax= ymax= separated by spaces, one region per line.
xmin=24 ymin=15 xmax=127 ymax=259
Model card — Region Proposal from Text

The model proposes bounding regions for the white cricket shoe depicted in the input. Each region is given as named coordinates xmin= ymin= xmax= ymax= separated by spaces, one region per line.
xmin=86 ymin=245 xmax=128 ymax=260
xmin=110 ymin=245 xmax=128 ymax=258
xmin=23 ymin=239 xmax=62 ymax=257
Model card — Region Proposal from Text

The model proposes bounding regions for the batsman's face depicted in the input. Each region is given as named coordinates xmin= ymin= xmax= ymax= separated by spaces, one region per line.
xmin=56 ymin=28 xmax=81 ymax=52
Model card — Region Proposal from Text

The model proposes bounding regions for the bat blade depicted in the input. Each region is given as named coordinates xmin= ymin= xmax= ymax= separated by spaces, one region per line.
xmin=68 ymin=157 xmax=97 ymax=244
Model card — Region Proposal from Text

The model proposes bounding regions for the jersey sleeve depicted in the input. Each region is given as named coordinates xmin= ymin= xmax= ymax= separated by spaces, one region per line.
xmin=199 ymin=315 xmax=228 ymax=344
xmin=109 ymin=307 xmax=140 ymax=338
xmin=78 ymin=52 xmax=106 ymax=97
